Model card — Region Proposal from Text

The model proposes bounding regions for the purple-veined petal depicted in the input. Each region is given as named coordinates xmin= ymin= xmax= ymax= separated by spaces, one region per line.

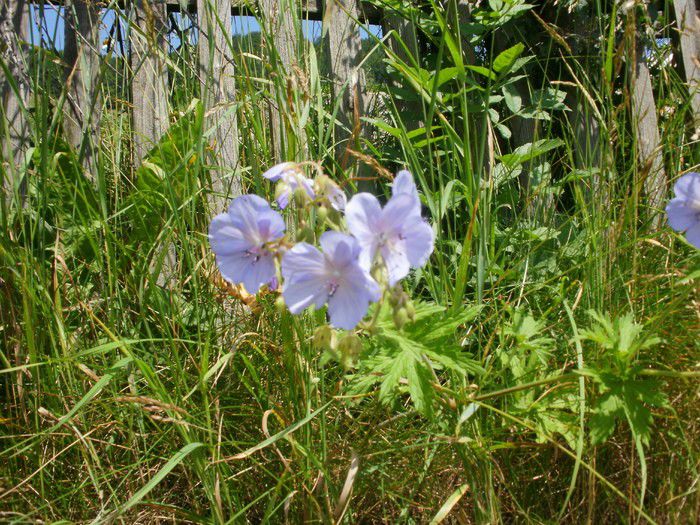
xmin=356 ymin=240 xmax=378 ymax=273
xmin=346 ymin=193 xmax=383 ymax=244
xmin=282 ymin=235 xmax=380 ymax=328
xmin=380 ymin=242 xmax=410 ymax=286
xmin=209 ymin=194 xmax=285 ymax=293
xmin=327 ymin=271 xmax=379 ymax=329
xmin=281 ymin=243 xmax=329 ymax=313
xmin=216 ymin=251 xmax=276 ymax=295
xmin=263 ymin=162 xmax=297 ymax=182
xmin=403 ymin=218 xmax=434 ymax=268
xmin=392 ymin=169 xmax=420 ymax=204
xmin=209 ymin=213 xmax=253 ymax=256
xmin=673 ymin=172 xmax=700 ymax=205
xmin=281 ymin=242 xmax=326 ymax=279
xmin=241 ymin=254 xmax=277 ymax=295
xmin=685 ymin=222 xmax=700 ymax=249
xmin=216 ymin=251 xmax=252 ymax=286
xmin=319 ymin=231 xmax=360 ymax=267
xmin=379 ymin=193 xmax=421 ymax=234
xmin=283 ymin=275 xmax=329 ymax=314
xmin=227 ymin=195 xmax=284 ymax=245
xmin=666 ymin=199 xmax=699 ymax=232
xmin=256 ymin=213 xmax=286 ymax=241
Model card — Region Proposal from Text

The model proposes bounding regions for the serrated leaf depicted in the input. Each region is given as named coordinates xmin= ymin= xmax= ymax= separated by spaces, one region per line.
xmin=350 ymin=302 xmax=482 ymax=417
xmin=590 ymin=391 xmax=624 ymax=445
xmin=406 ymin=359 xmax=435 ymax=418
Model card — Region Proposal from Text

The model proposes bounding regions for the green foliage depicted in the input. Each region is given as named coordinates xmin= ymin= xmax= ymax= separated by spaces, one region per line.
xmin=579 ymin=311 xmax=668 ymax=446
xmin=349 ymin=302 xmax=483 ymax=417
xmin=126 ymin=99 xmax=204 ymax=246
xmin=2 ymin=0 xmax=699 ymax=522
xmin=496 ymin=309 xmax=580 ymax=448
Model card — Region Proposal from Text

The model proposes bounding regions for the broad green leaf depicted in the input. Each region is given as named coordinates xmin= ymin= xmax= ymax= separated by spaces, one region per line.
xmin=502 ymin=84 xmax=522 ymax=113
xmin=499 ymin=139 xmax=564 ymax=168
xmin=493 ymin=43 xmax=525 ymax=73
xmin=465 ymin=65 xmax=497 ymax=80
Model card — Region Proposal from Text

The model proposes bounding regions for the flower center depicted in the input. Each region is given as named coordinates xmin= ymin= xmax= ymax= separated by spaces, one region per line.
xmin=245 ymin=245 xmax=267 ymax=265
xmin=377 ymin=230 xmax=404 ymax=249
xmin=328 ymin=282 xmax=339 ymax=298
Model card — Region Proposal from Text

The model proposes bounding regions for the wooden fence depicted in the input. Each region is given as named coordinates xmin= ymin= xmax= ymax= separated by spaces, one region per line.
xmin=1 ymin=0 xmax=699 ymax=217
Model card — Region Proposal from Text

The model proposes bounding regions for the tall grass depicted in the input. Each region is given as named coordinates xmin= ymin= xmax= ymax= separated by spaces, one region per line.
xmin=1 ymin=1 xmax=698 ymax=522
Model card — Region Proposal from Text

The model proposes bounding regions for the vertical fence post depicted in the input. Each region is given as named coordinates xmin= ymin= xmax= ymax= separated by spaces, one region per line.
xmin=63 ymin=0 xmax=101 ymax=176
xmin=323 ymin=0 xmax=366 ymax=169
xmin=672 ymin=0 xmax=700 ymax=133
xmin=632 ymin=30 xmax=666 ymax=225
xmin=260 ymin=0 xmax=296 ymax=71
xmin=197 ymin=0 xmax=240 ymax=211
xmin=260 ymin=0 xmax=299 ymax=161
xmin=1 ymin=0 xmax=30 ymax=198
xmin=132 ymin=0 xmax=170 ymax=162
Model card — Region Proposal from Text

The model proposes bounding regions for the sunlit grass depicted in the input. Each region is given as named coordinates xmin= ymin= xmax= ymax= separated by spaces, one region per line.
xmin=1 ymin=1 xmax=698 ymax=523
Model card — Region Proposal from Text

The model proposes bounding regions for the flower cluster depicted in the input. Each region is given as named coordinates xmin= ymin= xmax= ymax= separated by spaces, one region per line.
xmin=666 ymin=172 xmax=700 ymax=249
xmin=209 ymin=163 xmax=434 ymax=330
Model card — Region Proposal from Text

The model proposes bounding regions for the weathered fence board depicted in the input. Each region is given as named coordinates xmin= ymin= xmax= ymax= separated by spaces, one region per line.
xmin=324 ymin=0 xmax=366 ymax=167
xmin=197 ymin=0 xmax=240 ymax=210
xmin=131 ymin=0 xmax=170 ymax=162
xmin=1 ymin=0 xmax=31 ymax=196
xmin=260 ymin=0 xmax=299 ymax=160
xmin=673 ymin=0 xmax=700 ymax=131
xmin=632 ymin=32 xmax=666 ymax=224
xmin=63 ymin=0 xmax=101 ymax=175
xmin=260 ymin=0 xmax=297 ymax=70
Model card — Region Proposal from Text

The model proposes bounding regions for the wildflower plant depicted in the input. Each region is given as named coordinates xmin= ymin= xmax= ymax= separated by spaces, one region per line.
xmin=666 ymin=172 xmax=700 ymax=249
xmin=209 ymin=163 xmax=434 ymax=334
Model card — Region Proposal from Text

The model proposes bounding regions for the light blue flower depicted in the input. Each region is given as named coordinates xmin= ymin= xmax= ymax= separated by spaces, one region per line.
xmin=209 ymin=195 xmax=285 ymax=293
xmin=392 ymin=169 xmax=420 ymax=204
xmin=666 ymin=172 xmax=700 ymax=249
xmin=325 ymin=181 xmax=347 ymax=211
xmin=346 ymin=171 xmax=434 ymax=286
xmin=281 ymin=231 xmax=381 ymax=329
xmin=263 ymin=162 xmax=315 ymax=209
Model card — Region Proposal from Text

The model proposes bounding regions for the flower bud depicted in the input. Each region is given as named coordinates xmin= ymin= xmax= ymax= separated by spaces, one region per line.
xmin=317 ymin=205 xmax=329 ymax=223
xmin=393 ymin=308 xmax=409 ymax=330
xmin=297 ymin=225 xmax=315 ymax=243
xmin=405 ymin=301 xmax=416 ymax=321
xmin=313 ymin=325 xmax=335 ymax=352
xmin=293 ymin=186 xmax=311 ymax=207
xmin=371 ymin=263 xmax=387 ymax=285
xmin=275 ymin=295 xmax=286 ymax=314
xmin=389 ymin=285 xmax=407 ymax=307
xmin=337 ymin=333 xmax=363 ymax=369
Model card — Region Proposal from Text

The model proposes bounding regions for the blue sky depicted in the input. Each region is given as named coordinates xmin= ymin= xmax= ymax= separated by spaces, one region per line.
xmin=29 ymin=5 xmax=381 ymax=53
